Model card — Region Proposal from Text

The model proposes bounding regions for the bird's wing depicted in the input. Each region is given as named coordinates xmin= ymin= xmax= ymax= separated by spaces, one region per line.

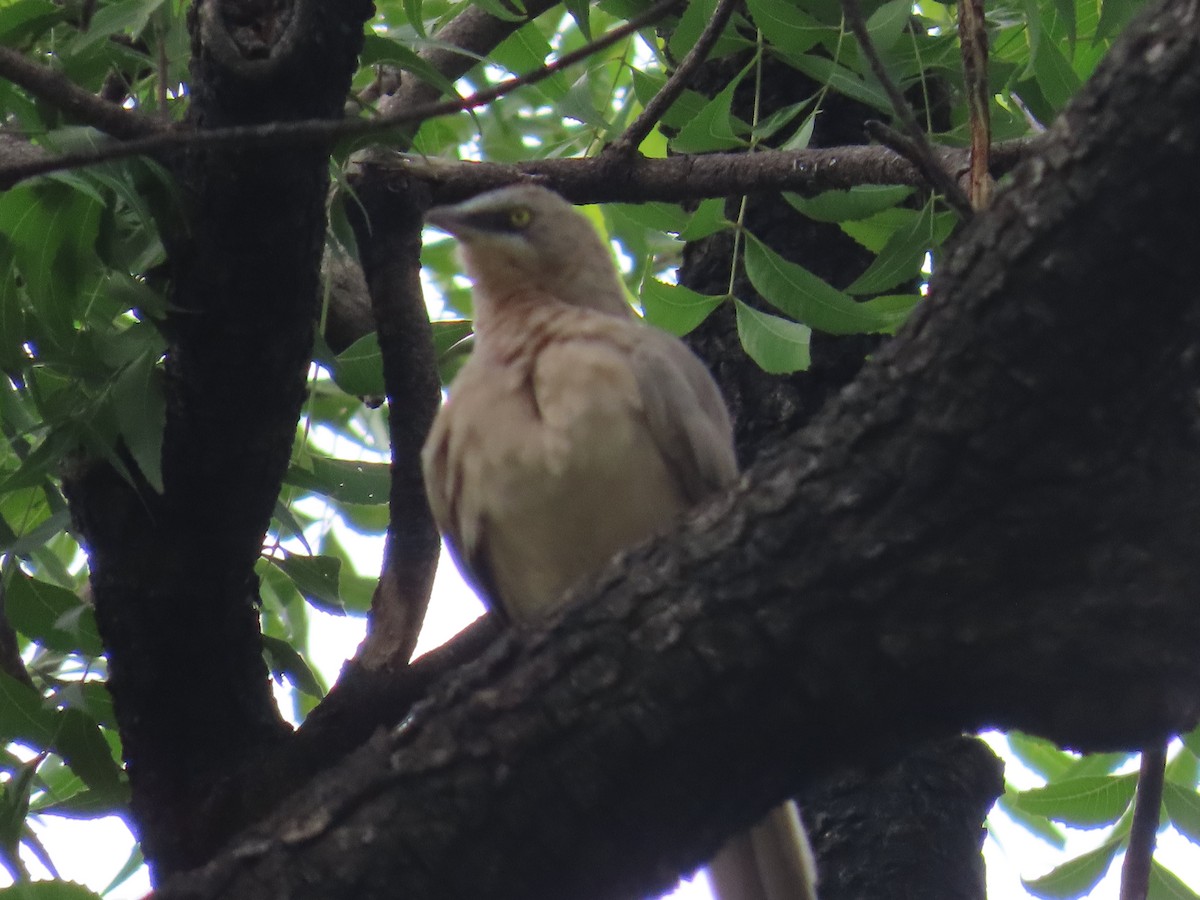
xmin=420 ymin=358 xmax=511 ymax=619
xmin=627 ymin=326 xmax=739 ymax=502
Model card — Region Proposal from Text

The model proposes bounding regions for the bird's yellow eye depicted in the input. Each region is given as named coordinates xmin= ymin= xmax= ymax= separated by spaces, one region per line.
xmin=509 ymin=206 xmax=533 ymax=229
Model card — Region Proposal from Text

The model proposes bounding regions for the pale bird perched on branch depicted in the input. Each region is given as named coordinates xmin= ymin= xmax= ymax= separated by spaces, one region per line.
xmin=421 ymin=184 xmax=818 ymax=900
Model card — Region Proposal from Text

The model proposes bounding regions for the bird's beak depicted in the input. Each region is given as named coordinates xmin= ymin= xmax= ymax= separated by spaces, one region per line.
xmin=425 ymin=206 xmax=468 ymax=237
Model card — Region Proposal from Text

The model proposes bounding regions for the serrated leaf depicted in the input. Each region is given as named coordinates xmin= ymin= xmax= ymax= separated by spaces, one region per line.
xmin=640 ymin=280 xmax=725 ymax=337
xmin=784 ymin=186 xmax=914 ymax=223
xmin=672 ymin=69 xmax=751 ymax=153
xmin=747 ymin=0 xmax=829 ymax=54
xmin=360 ymin=34 xmax=461 ymax=100
xmin=1163 ymin=783 xmax=1200 ymax=845
xmin=744 ymin=234 xmax=912 ymax=334
xmin=112 ymin=351 xmax=165 ymax=493
xmin=1149 ymin=861 xmax=1200 ymax=900
xmin=844 ymin=202 xmax=934 ymax=294
xmin=734 ymin=299 xmax=811 ymax=374
xmin=995 ymin=792 xmax=1067 ymax=849
xmin=272 ymin=551 xmax=343 ymax=614
xmin=1011 ymin=774 xmax=1137 ymax=828
xmin=1032 ymin=34 xmax=1082 ymax=111
xmin=780 ymin=53 xmax=891 ymax=113
xmin=1007 ymin=731 xmax=1075 ymax=781
xmin=1023 ymin=839 xmax=1122 ymax=898
xmin=262 ymin=635 xmax=326 ymax=698
xmin=629 ymin=71 xmax=710 ymax=130
xmin=5 ymin=572 xmax=102 ymax=658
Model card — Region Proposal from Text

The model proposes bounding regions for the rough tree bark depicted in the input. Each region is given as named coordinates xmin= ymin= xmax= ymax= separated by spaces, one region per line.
xmin=62 ymin=0 xmax=373 ymax=876
xmin=115 ymin=0 xmax=1200 ymax=897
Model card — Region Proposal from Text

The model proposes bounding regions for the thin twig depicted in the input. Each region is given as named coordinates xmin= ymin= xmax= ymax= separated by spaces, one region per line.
xmin=0 ymin=0 xmax=682 ymax=189
xmin=958 ymin=0 xmax=992 ymax=208
xmin=840 ymin=0 xmax=973 ymax=218
xmin=1120 ymin=743 xmax=1168 ymax=900
xmin=0 ymin=46 xmax=163 ymax=141
xmin=610 ymin=0 xmax=740 ymax=155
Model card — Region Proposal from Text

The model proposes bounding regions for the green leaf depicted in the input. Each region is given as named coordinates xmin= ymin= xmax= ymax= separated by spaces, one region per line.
xmin=0 ymin=673 xmax=58 ymax=749
xmin=629 ymin=71 xmax=709 ymax=130
xmin=1096 ymin=0 xmax=1143 ymax=40
xmin=1022 ymin=838 xmax=1122 ymax=899
xmin=780 ymin=53 xmax=892 ymax=114
xmin=359 ymin=34 xmax=461 ymax=100
xmin=0 ymin=755 xmax=39 ymax=846
xmin=1163 ymin=782 xmax=1200 ymax=845
xmin=272 ymin=551 xmax=343 ymax=614
xmin=640 ymin=280 xmax=725 ymax=337
xmin=1006 ymin=731 xmax=1075 ymax=781
xmin=0 ymin=0 xmax=62 ymax=45
xmin=262 ymin=635 xmax=326 ymax=698
xmin=784 ymin=186 xmax=914 ymax=224
xmin=865 ymin=0 xmax=911 ymax=51
xmin=1010 ymin=774 xmax=1137 ymax=828
xmin=744 ymin=234 xmax=913 ymax=334
xmin=1181 ymin=722 xmax=1200 ymax=760
xmin=995 ymin=792 xmax=1067 ymax=849
xmin=0 ymin=882 xmax=105 ymax=899
xmin=1149 ymin=861 xmax=1200 ymax=900
xmin=112 ymin=351 xmax=165 ymax=493
xmin=65 ymin=0 xmax=165 ymax=54
xmin=672 ymin=69 xmax=751 ymax=153
xmin=734 ymin=299 xmax=811 ymax=374
xmin=746 ymin=0 xmax=828 ymax=54
xmin=470 ymin=0 xmax=527 ymax=22
xmin=1032 ymin=34 xmax=1082 ymax=112
xmin=844 ymin=202 xmax=934 ymax=294
xmin=304 ymin=458 xmax=388 ymax=508
xmin=332 ymin=332 xmax=385 ymax=396
xmin=100 ymin=845 xmax=145 ymax=897
xmin=5 ymin=572 xmax=102 ymax=658
xmin=491 ymin=21 xmax=568 ymax=103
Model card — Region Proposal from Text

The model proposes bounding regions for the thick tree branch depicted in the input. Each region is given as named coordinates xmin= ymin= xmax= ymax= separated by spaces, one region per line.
xmin=148 ymin=0 xmax=1200 ymax=896
xmin=0 ymin=46 xmax=163 ymax=140
xmin=345 ymin=178 xmax=442 ymax=671
xmin=64 ymin=0 xmax=376 ymax=877
xmin=353 ymin=137 xmax=1037 ymax=206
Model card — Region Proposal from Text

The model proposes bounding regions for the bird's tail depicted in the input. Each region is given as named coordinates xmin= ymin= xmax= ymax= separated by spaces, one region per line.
xmin=708 ymin=802 xmax=818 ymax=900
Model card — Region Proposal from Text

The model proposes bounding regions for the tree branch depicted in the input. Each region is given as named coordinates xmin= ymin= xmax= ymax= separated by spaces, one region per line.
xmin=378 ymin=0 xmax=562 ymax=119
xmin=352 ymin=136 xmax=1038 ymax=205
xmin=0 ymin=0 xmax=682 ymax=189
xmin=345 ymin=178 xmax=442 ymax=671
xmin=840 ymin=0 xmax=974 ymax=216
xmin=1120 ymin=743 xmax=1168 ymax=900
xmin=609 ymin=0 xmax=740 ymax=155
xmin=0 ymin=45 xmax=163 ymax=140
xmin=146 ymin=0 xmax=1200 ymax=896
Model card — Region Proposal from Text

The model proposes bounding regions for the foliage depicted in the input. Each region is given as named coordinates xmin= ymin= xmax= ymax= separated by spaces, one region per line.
xmin=0 ymin=0 xmax=1183 ymax=895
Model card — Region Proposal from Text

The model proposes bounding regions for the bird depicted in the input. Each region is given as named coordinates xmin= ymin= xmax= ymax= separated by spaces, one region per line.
xmin=420 ymin=183 xmax=817 ymax=900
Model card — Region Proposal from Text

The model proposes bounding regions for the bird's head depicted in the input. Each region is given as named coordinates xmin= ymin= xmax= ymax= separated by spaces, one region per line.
xmin=426 ymin=185 xmax=630 ymax=317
